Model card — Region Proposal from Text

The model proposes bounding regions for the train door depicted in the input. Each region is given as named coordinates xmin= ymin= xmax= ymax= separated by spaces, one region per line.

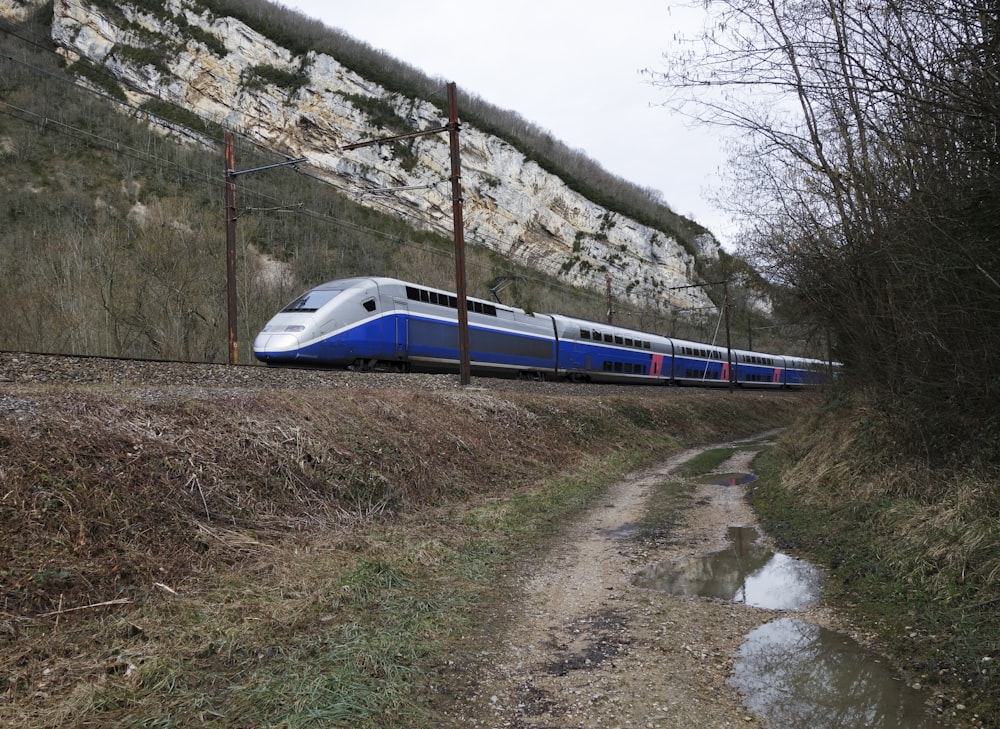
xmin=393 ymin=298 xmax=408 ymax=355
xmin=650 ymin=353 xmax=664 ymax=378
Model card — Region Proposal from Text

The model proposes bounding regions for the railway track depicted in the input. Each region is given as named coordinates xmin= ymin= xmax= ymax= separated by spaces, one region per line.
xmin=0 ymin=350 xmax=732 ymax=397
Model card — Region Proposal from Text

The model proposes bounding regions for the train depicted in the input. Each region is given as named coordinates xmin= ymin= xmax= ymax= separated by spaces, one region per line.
xmin=253 ymin=276 xmax=834 ymax=387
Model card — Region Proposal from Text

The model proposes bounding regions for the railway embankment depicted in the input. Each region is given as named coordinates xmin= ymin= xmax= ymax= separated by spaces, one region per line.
xmin=0 ymin=352 xmax=992 ymax=727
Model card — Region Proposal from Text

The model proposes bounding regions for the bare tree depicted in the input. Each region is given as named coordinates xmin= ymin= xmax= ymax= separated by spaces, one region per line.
xmin=649 ymin=0 xmax=1000 ymax=460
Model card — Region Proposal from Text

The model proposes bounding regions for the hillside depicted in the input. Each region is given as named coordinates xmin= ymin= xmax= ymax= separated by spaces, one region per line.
xmin=0 ymin=0 xmax=809 ymax=366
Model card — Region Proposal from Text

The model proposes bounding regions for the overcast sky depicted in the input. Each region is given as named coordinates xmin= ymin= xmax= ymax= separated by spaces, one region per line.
xmin=279 ymin=1 xmax=735 ymax=245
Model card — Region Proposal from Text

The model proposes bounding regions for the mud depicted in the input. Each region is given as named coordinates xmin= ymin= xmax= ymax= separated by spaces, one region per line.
xmin=436 ymin=441 xmax=952 ymax=728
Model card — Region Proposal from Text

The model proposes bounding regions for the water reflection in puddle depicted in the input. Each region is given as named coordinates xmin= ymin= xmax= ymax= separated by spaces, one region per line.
xmin=731 ymin=618 xmax=948 ymax=728
xmin=633 ymin=526 xmax=823 ymax=610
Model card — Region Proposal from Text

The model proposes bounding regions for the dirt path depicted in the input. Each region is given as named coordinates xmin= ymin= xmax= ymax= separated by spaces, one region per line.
xmin=440 ymin=436 xmax=823 ymax=728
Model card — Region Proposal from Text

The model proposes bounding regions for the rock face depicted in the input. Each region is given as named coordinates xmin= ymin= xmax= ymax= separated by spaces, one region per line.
xmin=15 ymin=0 xmax=718 ymax=312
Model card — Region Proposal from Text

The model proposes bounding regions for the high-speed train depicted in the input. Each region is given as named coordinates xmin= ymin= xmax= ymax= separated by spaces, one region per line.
xmin=253 ymin=276 xmax=834 ymax=387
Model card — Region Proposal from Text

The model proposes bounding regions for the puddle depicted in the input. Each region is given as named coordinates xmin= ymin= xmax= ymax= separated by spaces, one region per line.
xmin=731 ymin=618 xmax=948 ymax=728
xmin=633 ymin=526 xmax=823 ymax=610
xmin=601 ymin=521 xmax=641 ymax=540
xmin=693 ymin=472 xmax=758 ymax=486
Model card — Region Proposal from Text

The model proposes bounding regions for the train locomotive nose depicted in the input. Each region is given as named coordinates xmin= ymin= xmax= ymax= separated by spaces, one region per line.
xmin=253 ymin=332 xmax=300 ymax=355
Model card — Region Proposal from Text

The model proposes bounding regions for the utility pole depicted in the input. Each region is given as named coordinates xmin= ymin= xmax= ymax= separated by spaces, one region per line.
xmin=225 ymin=132 xmax=238 ymax=365
xmin=342 ymin=82 xmax=471 ymax=385
xmin=446 ymin=83 xmax=471 ymax=386
xmin=606 ymin=276 xmax=613 ymax=323
xmin=224 ymin=132 xmax=306 ymax=364
xmin=723 ymin=279 xmax=734 ymax=388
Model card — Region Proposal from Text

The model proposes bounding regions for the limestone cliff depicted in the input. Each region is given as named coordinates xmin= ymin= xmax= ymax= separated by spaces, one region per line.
xmin=6 ymin=0 xmax=718 ymax=312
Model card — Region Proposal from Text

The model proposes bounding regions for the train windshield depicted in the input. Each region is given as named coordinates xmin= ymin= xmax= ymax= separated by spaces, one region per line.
xmin=282 ymin=288 xmax=342 ymax=313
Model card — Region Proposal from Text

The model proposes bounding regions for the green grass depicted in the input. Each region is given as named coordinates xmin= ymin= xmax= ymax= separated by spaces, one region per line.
xmin=675 ymin=447 xmax=737 ymax=477
xmin=636 ymin=478 xmax=695 ymax=544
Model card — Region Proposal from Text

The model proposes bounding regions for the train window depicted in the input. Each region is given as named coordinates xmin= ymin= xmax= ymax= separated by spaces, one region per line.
xmin=603 ymin=361 xmax=612 ymax=371
xmin=461 ymin=299 xmax=497 ymax=316
xmin=581 ymin=329 xmax=591 ymax=339
xmin=362 ymin=298 xmax=376 ymax=312
xmin=624 ymin=363 xmax=633 ymax=373
xmin=615 ymin=335 xmax=624 ymax=344
xmin=604 ymin=333 xmax=613 ymax=343
xmin=282 ymin=289 xmax=340 ymax=313
xmin=614 ymin=362 xmax=623 ymax=372
xmin=643 ymin=341 xmax=651 ymax=350
xmin=592 ymin=330 xmax=601 ymax=340
xmin=625 ymin=337 xmax=633 ymax=347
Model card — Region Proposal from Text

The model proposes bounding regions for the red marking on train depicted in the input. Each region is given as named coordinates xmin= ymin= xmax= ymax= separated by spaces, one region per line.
xmin=651 ymin=354 xmax=664 ymax=377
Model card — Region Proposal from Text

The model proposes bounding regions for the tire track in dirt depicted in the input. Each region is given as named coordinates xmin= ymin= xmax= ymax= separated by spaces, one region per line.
xmin=445 ymin=437 xmax=786 ymax=728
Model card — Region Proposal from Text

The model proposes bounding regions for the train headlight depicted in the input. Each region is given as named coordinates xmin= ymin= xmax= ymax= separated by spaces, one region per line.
xmin=285 ymin=325 xmax=305 ymax=332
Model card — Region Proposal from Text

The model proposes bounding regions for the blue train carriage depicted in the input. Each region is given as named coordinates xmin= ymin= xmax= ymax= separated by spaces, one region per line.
xmin=783 ymin=354 xmax=836 ymax=387
xmin=398 ymin=280 xmax=557 ymax=377
xmin=670 ymin=337 xmax=732 ymax=386
xmin=548 ymin=314 xmax=673 ymax=384
xmin=731 ymin=347 xmax=786 ymax=387
xmin=254 ymin=276 xmax=560 ymax=376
